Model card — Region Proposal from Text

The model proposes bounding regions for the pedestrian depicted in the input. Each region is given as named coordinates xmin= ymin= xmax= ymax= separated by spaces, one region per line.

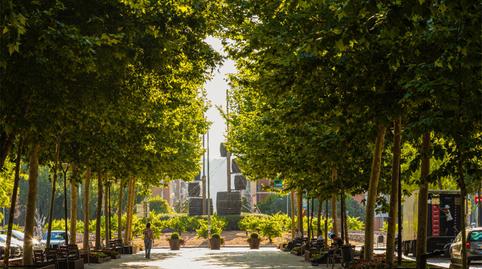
xmin=143 ymin=222 xmax=154 ymax=259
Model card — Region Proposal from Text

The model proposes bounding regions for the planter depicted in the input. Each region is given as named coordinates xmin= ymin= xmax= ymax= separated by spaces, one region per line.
xmin=169 ymin=239 xmax=182 ymax=250
xmin=248 ymin=238 xmax=260 ymax=249
xmin=122 ymin=246 xmax=133 ymax=255
xmin=209 ymin=238 xmax=221 ymax=250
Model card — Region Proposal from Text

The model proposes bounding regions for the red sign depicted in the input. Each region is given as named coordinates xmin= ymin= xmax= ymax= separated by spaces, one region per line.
xmin=476 ymin=196 xmax=479 ymax=204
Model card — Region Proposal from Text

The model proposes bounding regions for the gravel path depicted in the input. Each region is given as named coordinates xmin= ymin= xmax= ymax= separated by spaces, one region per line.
xmin=84 ymin=247 xmax=321 ymax=269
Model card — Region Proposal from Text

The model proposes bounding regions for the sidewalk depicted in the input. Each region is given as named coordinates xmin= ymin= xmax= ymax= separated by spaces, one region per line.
xmin=84 ymin=247 xmax=328 ymax=269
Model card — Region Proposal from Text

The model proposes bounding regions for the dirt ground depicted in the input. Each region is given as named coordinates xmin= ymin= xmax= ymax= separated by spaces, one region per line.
xmin=131 ymin=231 xmax=364 ymax=249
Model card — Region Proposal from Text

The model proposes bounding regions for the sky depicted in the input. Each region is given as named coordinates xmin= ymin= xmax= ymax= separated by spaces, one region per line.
xmin=203 ymin=37 xmax=238 ymax=206
xmin=204 ymin=36 xmax=236 ymax=159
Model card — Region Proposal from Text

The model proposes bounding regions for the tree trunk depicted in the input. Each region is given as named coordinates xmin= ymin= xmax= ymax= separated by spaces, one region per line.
xmin=331 ymin=167 xmax=338 ymax=237
xmin=340 ymin=192 xmax=345 ymax=243
xmin=317 ymin=196 xmax=322 ymax=237
xmin=46 ymin=142 xmax=60 ymax=248
xmin=125 ymin=177 xmax=135 ymax=244
xmin=310 ymin=198 xmax=315 ymax=240
xmin=4 ymin=139 xmax=21 ymax=266
xmin=83 ymin=169 xmax=91 ymax=250
xmin=363 ymin=124 xmax=386 ymax=261
xmin=324 ymin=199 xmax=329 ymax=248
xmin=307 ymin=197 xmax=310 ymax=243
xmin=62 ymin=165 xmax=69 ymax=246
xmin=23 ymin=143 xmax=40 ymax=265
xmin=290 ymin=191 xmax=295 ymax=240
xmin=342 ymin=193 xmax=350 ymax=244
xmin=386 ymin=118 xmax=401 ymax=268
xmin=70 ymin=166 xmax=78 ymax=245
xmin=95 ymin=173 xmax=103 ymax=249
xmin=457 ymin=149 xmax=468 ymax=269
xmin=104 ymin=182 xmax=109 ymax=245
xmin=416 ymin=132 xmax=430 ymax=269
xmin=117 ymin=180 xmax=123 ymax=240
xmin=297 ymin=190 xmax=303 ymax=237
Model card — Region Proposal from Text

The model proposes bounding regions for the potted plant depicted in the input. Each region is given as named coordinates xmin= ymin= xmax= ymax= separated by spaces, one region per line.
xmin=247 ymin=233 xmax=261 ymax=249
xmin=168 ymin=232 xmax=185 ymax=250
xmin=209 ymin=234 xmax=224 ymax=250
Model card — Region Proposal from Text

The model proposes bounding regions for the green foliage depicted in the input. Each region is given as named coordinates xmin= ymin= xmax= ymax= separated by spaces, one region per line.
xmin=170 ymin=232 xmax=180 ymax=240
xmin=196 ymin=215 xmax=226 ymax=239
xmin=148 ymin=196 xmax=172 ymax=214
xmin=259 ymin=218 xmax=283 ymax=243
xmin=347 ymin=216 xmax=365 ymax=231
xmin=239 ymin=214 xmax=267 ymax=233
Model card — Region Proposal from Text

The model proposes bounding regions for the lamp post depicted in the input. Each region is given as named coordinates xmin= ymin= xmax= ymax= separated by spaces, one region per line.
xmin=207 ymin=129 xmax=211 ymax=238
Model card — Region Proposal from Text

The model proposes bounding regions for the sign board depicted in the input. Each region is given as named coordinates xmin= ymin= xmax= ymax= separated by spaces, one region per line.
xmin=273 ymin=179 xmax=283 ymax=189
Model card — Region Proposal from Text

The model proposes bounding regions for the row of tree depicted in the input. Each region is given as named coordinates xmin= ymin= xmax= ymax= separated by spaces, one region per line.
xmin=220 ymin=1 xmax=481 ymax=269
xmin=1 ymin=0 xmax=221 ymax=265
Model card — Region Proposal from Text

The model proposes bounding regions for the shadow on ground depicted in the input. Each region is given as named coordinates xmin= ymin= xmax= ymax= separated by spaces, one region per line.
xmin=85 ymin=252 xmax=178 ymax=269
xmin=193 ymin=250 xmax=312 ymax=268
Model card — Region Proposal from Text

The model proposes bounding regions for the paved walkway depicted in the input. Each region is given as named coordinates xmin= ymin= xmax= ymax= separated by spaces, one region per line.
xmin=84 ymin=247 xmax=318 ymax=269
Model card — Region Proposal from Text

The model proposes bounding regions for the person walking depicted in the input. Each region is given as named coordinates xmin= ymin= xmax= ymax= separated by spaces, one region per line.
xmin=143 ymin=223 xmax=154 ymax=259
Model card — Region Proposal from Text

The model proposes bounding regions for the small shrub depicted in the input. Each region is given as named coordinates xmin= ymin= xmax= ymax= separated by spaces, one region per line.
xmin=170 ymin=232 xmax=180 ymax=240
xmin=149 ymin=196 xmax=173 ymax=214
xmin=259 ymin=218 xmax=282 ymax=243
xmin=196 ymin=215 xmax=226 ymax=239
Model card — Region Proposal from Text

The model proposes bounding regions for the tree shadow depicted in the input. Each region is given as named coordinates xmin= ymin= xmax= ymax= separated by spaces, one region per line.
xmin=193 ymin=250 xmax=313 ymax=268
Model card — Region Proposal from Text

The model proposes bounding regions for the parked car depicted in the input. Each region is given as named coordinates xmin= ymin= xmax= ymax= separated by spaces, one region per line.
xmin=0 ymin=235 xmax=23 ymax=258
xmin=450 ymin=227 xmax=482 ymax=265
xmin=0 ymin=229 xmax=45 ymax=250
xmin=41 ymin=230 xmax=67 ymax=248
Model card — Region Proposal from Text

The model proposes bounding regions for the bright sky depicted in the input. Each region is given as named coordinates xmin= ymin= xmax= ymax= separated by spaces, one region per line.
xmin=204 ymin=37 xmax=236 ymax=158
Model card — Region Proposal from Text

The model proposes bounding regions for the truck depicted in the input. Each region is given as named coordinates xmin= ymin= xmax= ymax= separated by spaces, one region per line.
xmin=402 ymin=190 xmax=462 ymax=256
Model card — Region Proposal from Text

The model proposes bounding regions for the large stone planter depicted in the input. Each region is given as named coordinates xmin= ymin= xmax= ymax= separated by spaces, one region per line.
xmin=248 ymin=238 xmax=260 ymax=249
xmin=169 ymin=238 xmax=182 ymax=250
xmin=209 ymin=238 xmax=221 ymax=250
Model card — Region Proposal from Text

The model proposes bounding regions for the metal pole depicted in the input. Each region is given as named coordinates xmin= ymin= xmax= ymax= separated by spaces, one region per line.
xmin=207 ymin=130 xmax=211 ymax=238
xmin=397 ymin=163 xmax=403 ymax=265
xmin=226 ymin=89 xmax=231 ymax=192
xmin=202 ymin=134 xmax=206 ymax=214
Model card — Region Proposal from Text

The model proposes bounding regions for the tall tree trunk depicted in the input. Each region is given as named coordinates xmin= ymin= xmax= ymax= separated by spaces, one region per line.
xmin=83 ymin=169 xmax=91 ymax=250
xmin=62 ymin=165 xmax=69 ymax=246
xmin=457 ymin=149 xmax=468 ymax=269
xmin=310 ymin=198 xmax=315 ymax=240
xmin=342 ymin=193 xmax=350 ymax=244
xmin=70 ymin=166 xmax=78 ymax=245
xmin=23 ymin=143 xmax=40 ymax=265
xmin=297 ymin=190 xmax=303 ymax=237
xmin=340 ymin=192 xmax=345 ymax=243
xmin=331 ymin=167 xmax=338 ymax=237
xmin=307 ymin=197 xmax=310 ymax=244
xmin=95 ymin=173 xmax=103 ymax=249
xmin=386 ymin=118 xmax=401 ymax=268
xmin=317 ymin=196 xmax=322 ymax=237
xmin=46 ymin=142 xmax=60 ymax=248
xmin=117 ymin=180 xmax=123 ymax=240
xmin=290 ymin=191 xmax=295 ymax=240
xmin=416 ymin=133 xmax=430 ymax=269
xmin=4 ymin=139 xmax=21 ymax=266
xmin=363 ymin=124 xmax=386 ymax=260
xmin=125 ymin=177 xmax=135 ymax=244
xmin=324 ymin=199 xmax=329 ymax=248
xmin=104 ymin=182 xmax=109 ymax=245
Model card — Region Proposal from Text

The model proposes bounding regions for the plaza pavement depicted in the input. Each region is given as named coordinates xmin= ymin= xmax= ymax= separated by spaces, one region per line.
xmin=84 ymin=247 xmax=325 ymax=269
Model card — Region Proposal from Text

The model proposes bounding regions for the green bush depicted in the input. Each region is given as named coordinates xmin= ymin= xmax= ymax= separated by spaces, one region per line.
xmin=196 ymin=215 xmax=226 ymax=239
xmin=347 ymin=216 xmax=365 ymax=231
xmin=149 ymin=196 xmax=173 ymax=214
xmin=259 ymin=218 xmax=282 ymax=243
xmin=239 ymin=214 xmax=267 ymax=234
